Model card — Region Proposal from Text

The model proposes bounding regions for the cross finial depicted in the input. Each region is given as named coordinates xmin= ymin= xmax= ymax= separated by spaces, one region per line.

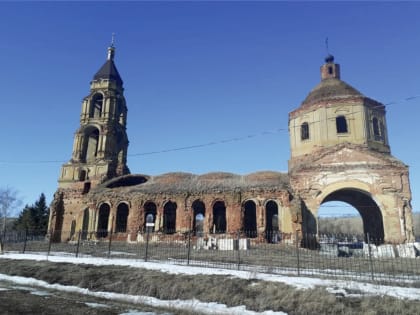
xmin=111 ymin=33 xmax=116 ymax=47
xmin=107 ymin=33 xmax=116 ymax=60
xmin=324 ymin=37 xmax=334 ymax=63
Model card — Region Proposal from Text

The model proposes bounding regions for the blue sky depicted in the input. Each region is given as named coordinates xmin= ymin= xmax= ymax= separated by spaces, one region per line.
xmin=1 ymin=2 xmax=419 ymax=217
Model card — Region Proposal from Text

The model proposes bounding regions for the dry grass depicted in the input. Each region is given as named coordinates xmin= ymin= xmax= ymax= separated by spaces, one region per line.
xmin=0 ymin=259 xmax=420 ymax=314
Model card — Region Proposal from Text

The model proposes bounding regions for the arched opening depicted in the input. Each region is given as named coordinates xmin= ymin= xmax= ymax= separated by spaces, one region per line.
xmin=372 ymin=117 xmax=383 ymax=141
xmin=97 ymin=203 xmax=110 ymax=238
xmin=70 ymin=219 xmax=76 ymax=240
xmin=79 ymin=169 xmax=87 ymax=181
xmin=81 ymin=208 xmax=89 ymax=240
xmin=163 ymin=201 xmax=177 ymax=234
xmin=243 ymin=200 xmax=257 ymax=238
xmin=86 ymin=129 xmax=99 ymax=162
xmin=320 ymin=188 xmax=384 ymax=243
xmin=300 ymin=122 xmax=309 ymax=140
xmin=116 ymin=203 xmax=129 ymax=233
xmin=82 ymin=182 xmax=91 ymax=194
xmin=212 ymin=201 xmax=226 ymax=234
xmin=265 ymin=200 xmax=279 ymax=242
xmin=192 ymin=200 xmax=205 ymax=235
xmin=82 ymin=128 xmax=100 ymax=162
xmin=336 ymin=115 xmax=348 ymax=133
xmin=144 ymin=202 xmax=157 ymax=232
xmin=90 ymin=93 xmax=103 ymax=118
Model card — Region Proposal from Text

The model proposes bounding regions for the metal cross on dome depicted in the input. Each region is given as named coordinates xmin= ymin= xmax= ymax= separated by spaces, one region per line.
xmin=111 ymin=33 xmax=116 ymax=47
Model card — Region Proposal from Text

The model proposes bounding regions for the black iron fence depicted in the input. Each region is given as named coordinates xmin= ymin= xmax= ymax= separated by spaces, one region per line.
xmin=1 ymin=229 xmax=420 ymax=287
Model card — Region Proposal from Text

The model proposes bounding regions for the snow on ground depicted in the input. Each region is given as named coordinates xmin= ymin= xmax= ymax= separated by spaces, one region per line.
xmin=1 ymin=252 xmax=420 ymax=302
xmin=84 ymin=302 xmax=110 ymax=308
xmin=0 ymin=273 xmax=285 ymax=315
xmin=120 ymin=312 xmax=169 ymax=315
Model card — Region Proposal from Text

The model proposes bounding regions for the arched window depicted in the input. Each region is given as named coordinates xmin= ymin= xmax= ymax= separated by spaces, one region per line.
xmin=97 ymin=203 xmax=110 ymax=238
xmin=372 ymin=117 xmax=382 ymax=141
xmin=265 ymin=200 xmax=279 ymax=243
xmin=144 ymin=202 xmax=157 ymax=232
xmin=82 ymin=208 xmax=89 ymax=240
xmin=116 ymin=203 xmax=129 ymax=233
xmin=212 ymin=201 xmax=226 ymax=234
xmin=90 ymin=94 xmax=103 ymax=118
xmin=192 ymin=200 xmax=205 ymax=235
xmin=243 ymin=200 xmax=257 ymax=238
xmin=84 ymin=128 xmax=99 ymax=162
xmin=300 ymin=122 xmax=309 ymax=140
xmin=79 ymin=169 xmax=87 ymax=181
xmin=163 ymin=201 xmax=177 ymax=234
xmin=336 ymin=115 xmax=348 ymax=133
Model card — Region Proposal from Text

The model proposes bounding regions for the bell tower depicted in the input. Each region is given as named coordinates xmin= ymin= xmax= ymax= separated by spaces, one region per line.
xmin=58 ymin=42 xmax=130 ymax=191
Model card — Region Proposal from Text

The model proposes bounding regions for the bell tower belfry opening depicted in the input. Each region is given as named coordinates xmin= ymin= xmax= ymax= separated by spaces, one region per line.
xmin=58 ymin=42 xmax=130 ymax=191
xmin=288 ymin=55 xmax=414 ymax=243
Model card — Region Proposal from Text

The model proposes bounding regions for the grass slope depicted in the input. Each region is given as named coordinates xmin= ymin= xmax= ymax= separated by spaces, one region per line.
xmin=0 ymin=259 xmax=419 ymax=315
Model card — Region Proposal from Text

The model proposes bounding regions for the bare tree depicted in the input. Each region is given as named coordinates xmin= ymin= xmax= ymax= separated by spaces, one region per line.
xmin=0 ymin=187 xmax=21 ymax=234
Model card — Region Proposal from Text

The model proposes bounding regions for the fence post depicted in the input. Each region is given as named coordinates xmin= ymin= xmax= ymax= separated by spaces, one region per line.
xmin=366 ymin=233 xmax=374 ymax=282
xmin=237 ymin=230 xmax=241 ymax=270
xmin=145 ymin=227 xmax=150 ymax=262
xmin=296 ymin=230 xmax=300 ymax=277
xmin=187 ymin=229 xmax=192 ymax=265
xmin=107 ymin=229 xmax=113 ymax=259
xmin=75 ymin=230 xmax=81 ymax=258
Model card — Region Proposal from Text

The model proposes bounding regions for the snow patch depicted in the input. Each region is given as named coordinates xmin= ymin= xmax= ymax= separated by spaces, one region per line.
xmin=119 ymin=311 xmax=165 ymax=315
xmin=85 ymin=302 xmax=110 ymax=308
xmin=30 ymin=289 xmax=52 ymax=296
xmin=0 ymin=273 xmax=287 ymax=315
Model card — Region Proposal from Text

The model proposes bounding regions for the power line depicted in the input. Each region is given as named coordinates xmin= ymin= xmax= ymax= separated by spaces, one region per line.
xmin=129 ymin=128 xmax=287 ymax=157
xmin=0 ymin=93 xmax=418 ymax=165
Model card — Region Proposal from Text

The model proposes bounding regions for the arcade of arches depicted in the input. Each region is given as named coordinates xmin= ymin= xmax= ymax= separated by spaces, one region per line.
xmin=59 ymin=172 xmax=293 ymax=242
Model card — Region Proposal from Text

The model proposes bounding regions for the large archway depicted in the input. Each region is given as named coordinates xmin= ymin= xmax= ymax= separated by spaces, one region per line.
xmin=143 ymin=202 xmax=157 ymax=232
xmin=116 ymin=203 xmax=129 ymax=233
xmin=320 ymin=188 xmax=384 ymax=242
xmin=97 ymin=203 xmax=110 ymax=238
xmin=265 ymin=200 xmax=279 ymax=242
xmin=163 ymin=201 xmax=177 ymax=234
xmin=192 ymin=200 xmax=205 ymax=235
xmin=243 ymin=200 xmax=257 ymax=238
xmin=212 ymin=201 xmax=226 ymax=234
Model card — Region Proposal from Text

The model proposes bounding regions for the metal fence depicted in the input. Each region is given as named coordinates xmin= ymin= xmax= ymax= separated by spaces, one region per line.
xmin=1 ymin=229 xmax=420 ymax=287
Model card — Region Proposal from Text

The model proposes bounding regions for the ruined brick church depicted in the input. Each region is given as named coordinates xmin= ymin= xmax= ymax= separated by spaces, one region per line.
xmin=48 ymin=44 xmax=415 ymax=244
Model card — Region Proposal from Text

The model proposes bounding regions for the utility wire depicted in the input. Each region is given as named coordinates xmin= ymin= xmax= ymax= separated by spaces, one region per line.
xmin=129 ymin=128 xmax=287 ymax=157
xmin=0 ymin=94 xmax=418 ymax=165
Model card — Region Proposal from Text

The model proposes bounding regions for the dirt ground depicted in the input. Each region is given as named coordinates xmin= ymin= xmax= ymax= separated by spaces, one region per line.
xmin=0 ymin=258 xmax=420 ymax=315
